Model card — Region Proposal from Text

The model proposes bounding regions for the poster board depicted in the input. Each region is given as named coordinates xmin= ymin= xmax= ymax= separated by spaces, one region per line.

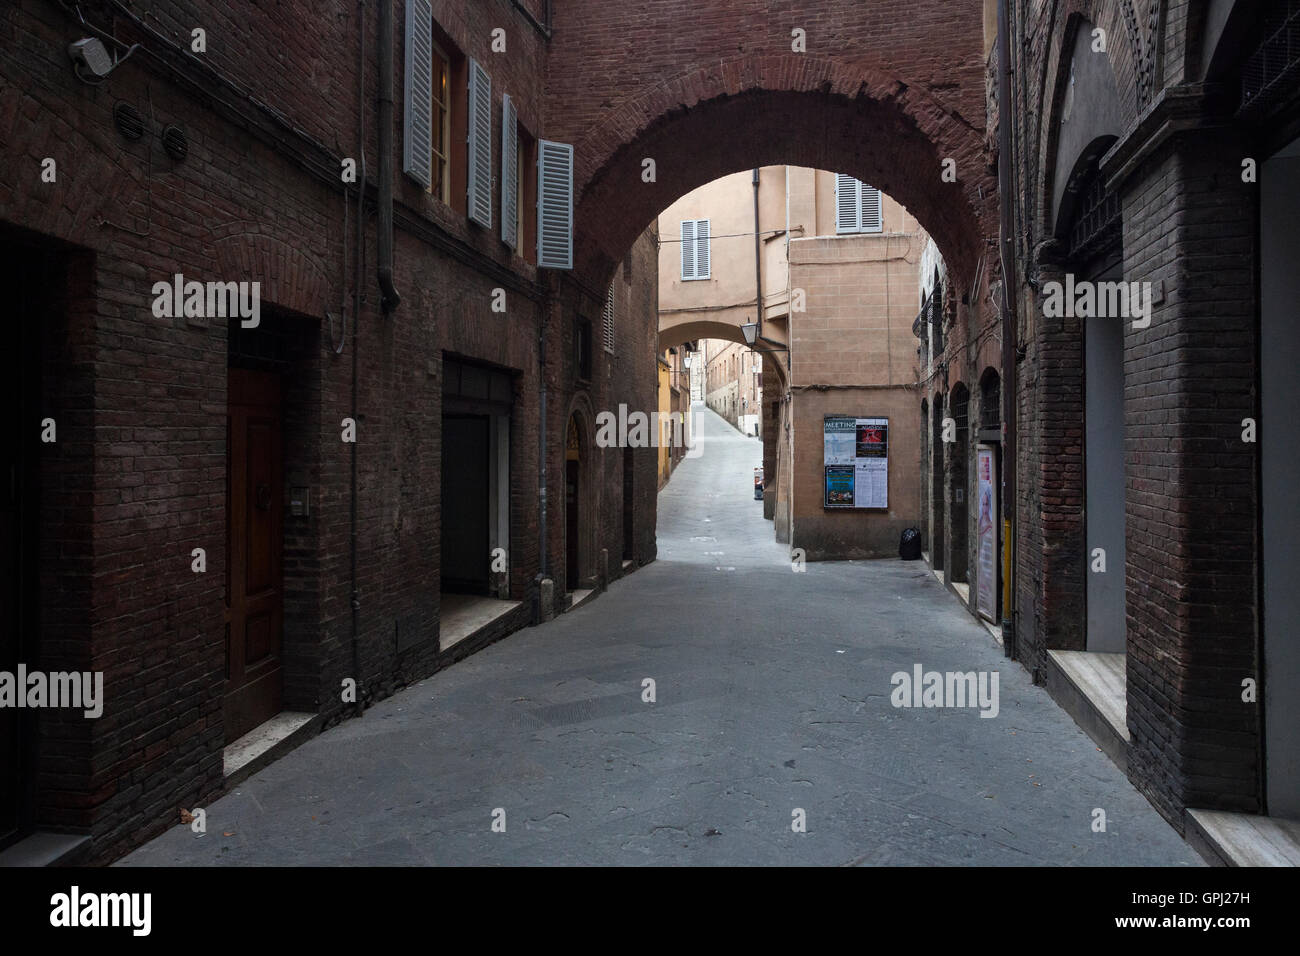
xmin=976 ymin=444 xmax=998 ymax=622
xmin=823 ymin=417 xmax=888 ymax=509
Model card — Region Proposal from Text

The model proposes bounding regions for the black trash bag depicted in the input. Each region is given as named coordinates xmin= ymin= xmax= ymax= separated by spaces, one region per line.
xmin=899 ymin=527 xmax=922 ymax=560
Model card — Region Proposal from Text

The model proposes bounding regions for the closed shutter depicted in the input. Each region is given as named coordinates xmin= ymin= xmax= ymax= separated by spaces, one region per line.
xmin=537 ymin=139 xmax=573 ymax=269
xmin=603 ymin=285 xmax=615 ymax=353
xmin=860 ymin=183 xmax=883 ymax=232
xmin=680 ymin=219 xmax=710 ymax=279
xmin=695 ymin=219 xmax=710 ymax=278
xmin=467 ymin=59 xmax=492 ymax=228
xmin=680 ymin=219 xmax=696 ymax=279
xmin=501 ymin=94 xmax=518 ymax=248
xmin=402 ymin=0 xmax=434 ymax=189
xmin=835 ymin=173 xmax=860 ymax=233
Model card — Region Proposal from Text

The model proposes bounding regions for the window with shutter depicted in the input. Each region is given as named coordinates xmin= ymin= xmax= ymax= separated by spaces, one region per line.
xmin=603 ymin=285 xmax=615 ymax=353
xmin=537 ymin=140 xmax=573 ymax=269
xmin=680 ymin=220 xmax=696 ymax=279
xmin=403 ymin=0 xmax=434 ymax=189
xmin=836 ymin=174 xmax=884 ymax=234
xmin=501 ymin=94 xmax=518 ymax=248
xmin=466 ymin=59 xmax=492 ymax=228
xmin=680 ymin=219 xmax=710 ymax=280
xmin=859 ymin=184 xmax=883 ymax=233
xmin=835 ymin=173 xmax=860 ymax=233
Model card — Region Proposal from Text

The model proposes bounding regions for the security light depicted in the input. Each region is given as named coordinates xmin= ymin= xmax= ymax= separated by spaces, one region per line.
xmin=68 ymin=37 xmax=139 ymax=83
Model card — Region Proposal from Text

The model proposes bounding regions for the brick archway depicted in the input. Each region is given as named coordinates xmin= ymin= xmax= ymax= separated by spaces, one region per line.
xmin=566 ymin=64 xmax=995 ymax=290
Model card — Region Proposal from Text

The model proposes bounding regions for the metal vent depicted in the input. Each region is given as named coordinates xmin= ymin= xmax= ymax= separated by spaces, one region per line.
xmin=1240 ymin=1 xmax=1300 ymax=119
xmin=113 ymin=101 xmax=144 ymax=140
xmin=161 ymin=124 xmax=188 ymax=161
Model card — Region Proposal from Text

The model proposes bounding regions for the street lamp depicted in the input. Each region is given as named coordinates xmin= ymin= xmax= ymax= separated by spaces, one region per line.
xmin=740 ymin=318 xmax=789 ymax=356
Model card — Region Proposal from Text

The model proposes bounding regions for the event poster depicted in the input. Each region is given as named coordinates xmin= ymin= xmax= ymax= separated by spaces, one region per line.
xmin=824 ymin=417 xmax=888 ymax=509
xmin=976 ymin=445 xmax=998 ymax=622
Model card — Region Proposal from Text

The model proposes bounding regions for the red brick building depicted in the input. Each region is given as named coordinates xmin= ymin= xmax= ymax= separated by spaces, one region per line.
xmin=0 ymin=0 xmax=660 ymax=863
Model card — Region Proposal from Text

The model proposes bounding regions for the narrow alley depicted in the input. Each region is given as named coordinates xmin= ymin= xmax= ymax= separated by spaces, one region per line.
xmin=119 ymin=407 xmax=1197 ymax=866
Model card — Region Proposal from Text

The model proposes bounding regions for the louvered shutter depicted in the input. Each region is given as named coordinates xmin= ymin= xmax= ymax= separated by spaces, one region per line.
xmin=695 ymin=219 xmax=710 ymax=278
xmin=835 ymin=173 xmax=860 ymax=233
xmin=466 ymin=59 xmax=492 ymax=228
xmin=603 ymin=285 xmax=615 ymax=353
xmin=537 ymin=140 xmax=573 ymax=269
xmin=860 ymin=183 xmax=882 ymax=232
xmin=501 ymin=94 xmax=518 ymax=248
xmin=680 ymin=220 xmax=696 ymax=279
xmin=403 ymin=0 xmax=434 ymax=189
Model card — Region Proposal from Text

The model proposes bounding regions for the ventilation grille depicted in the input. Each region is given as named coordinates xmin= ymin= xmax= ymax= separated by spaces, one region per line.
xmin=1240 ymin=1 xmax=1300 ymax=119
xmin=113 ymin=101 xmax=144 ymax=140
xmin=161 ymin=124 xmax=188 ymax=161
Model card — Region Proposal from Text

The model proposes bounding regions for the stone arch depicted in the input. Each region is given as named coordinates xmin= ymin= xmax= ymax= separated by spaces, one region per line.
xmin=1034 ymin=4 xmax=1142 ymax=242
xmin=570 ymin=57 xmax=995 ymax=293
xmin=658 ymin=318 xmax=789 ymax=390
xmin=1037 ymin=11 xmax=1128 ymax=243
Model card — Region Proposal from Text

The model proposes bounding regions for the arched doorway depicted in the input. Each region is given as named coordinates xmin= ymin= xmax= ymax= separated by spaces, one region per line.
xmin=565 ymin=413 xmax=584 ymax=592
xmin=920 ymin=397 xmax=930 ymax=554
xmin=1066 ymin=161 xmax=1126 ymax=654
xmin=930 ymin=394 xmax=945 ymax=573
xmin=976 ymin=368 xmax=1002 ymax=623
xmin=948 ymin=383 xmax=970 ymax=588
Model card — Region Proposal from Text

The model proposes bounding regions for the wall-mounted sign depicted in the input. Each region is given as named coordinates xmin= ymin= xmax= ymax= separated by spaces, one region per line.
xmin=824 ymin=417 xmax=888 ymax=509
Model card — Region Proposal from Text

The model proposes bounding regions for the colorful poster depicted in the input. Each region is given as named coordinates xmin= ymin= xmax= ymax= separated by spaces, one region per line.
xmin=824 ymin=417 xmax=888 ymax=509
xmin=825 ymin=465 xmax=855 ymax=506
xmin=976 ymin=445 xmax=998 ymax=622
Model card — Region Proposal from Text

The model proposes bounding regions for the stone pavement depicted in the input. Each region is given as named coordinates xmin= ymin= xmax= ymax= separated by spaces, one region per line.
xmin=120 ymin=405 xmax=1202 ymax=866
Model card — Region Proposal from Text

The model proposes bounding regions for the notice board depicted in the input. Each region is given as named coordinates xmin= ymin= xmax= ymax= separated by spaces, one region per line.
xmin=823 ymin=417 xmax=888 ymax=509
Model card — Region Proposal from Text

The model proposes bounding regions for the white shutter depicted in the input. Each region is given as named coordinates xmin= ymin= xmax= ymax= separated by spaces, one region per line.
xmin=402 ymin=0 xmax=434 ymax=189
xmin=501 ymin=94 xmax=518 ymax=248
xmin=860 ymin=183 xmax=883 ymax=232
xmin=695 ymin=219 xmax=710 ymax=278
xmin=466 ymin=59 xmax=492 ymax=228
xmin=680 ymin=219 xmax=696 ymax=279
xmin=603 ymin=285 xmax=615 ymax=353
xmin=537 ymin=139 xmax=573 ymax=269
xmin=835 ymin=173 xmax=860 ymax=233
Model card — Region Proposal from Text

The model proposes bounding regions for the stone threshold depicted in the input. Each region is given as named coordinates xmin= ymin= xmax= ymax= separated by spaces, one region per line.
xmin=1045 ymin=649 xmax=1129 ymax=772
xmin=0 ymin=830 xmax=91 ymax=867
xmin=1185 ymin=808 xmax=1300 ymax=867
xmin=440 ymin=593 xmax=525 ymax=652
xmin=566 ymin=588 xmax=596 ymax=612
xmin=223 ymin=711 xmax=318 ymax=785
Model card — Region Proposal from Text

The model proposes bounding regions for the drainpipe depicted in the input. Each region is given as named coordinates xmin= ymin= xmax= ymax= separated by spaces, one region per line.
xmin=377 ymin=0 xmax=401 ymax=314
xmin=753 ymin=168 xmax=764 ymax=335
xmin=349 ymin=0 xmax=367 ymax=716
xmin=997 ymin=0 xmax=1018 ymax=658
xmin=537 ymin=296 xmax=549 ymax=593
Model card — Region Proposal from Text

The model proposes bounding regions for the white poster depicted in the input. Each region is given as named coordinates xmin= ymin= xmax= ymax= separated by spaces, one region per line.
xmin=976 ymin=445 xmax=998 ymax=622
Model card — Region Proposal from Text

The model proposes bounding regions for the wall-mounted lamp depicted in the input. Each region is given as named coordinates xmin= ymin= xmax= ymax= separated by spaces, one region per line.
xmin=68 ymin=37 xmax=139 ymax=84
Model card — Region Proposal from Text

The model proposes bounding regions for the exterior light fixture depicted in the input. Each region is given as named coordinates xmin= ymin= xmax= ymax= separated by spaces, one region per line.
xmin=740 ymin=322 xmax=758 ymax=346
xmin=68 ymin=37 xmax=139 ymax=84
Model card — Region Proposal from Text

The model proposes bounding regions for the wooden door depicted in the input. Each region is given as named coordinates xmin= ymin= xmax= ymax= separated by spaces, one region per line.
xmin=565 ymin=458 xmax=580 ymax=588
xmin=225 ymin=369 xmax=284 ymax=743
